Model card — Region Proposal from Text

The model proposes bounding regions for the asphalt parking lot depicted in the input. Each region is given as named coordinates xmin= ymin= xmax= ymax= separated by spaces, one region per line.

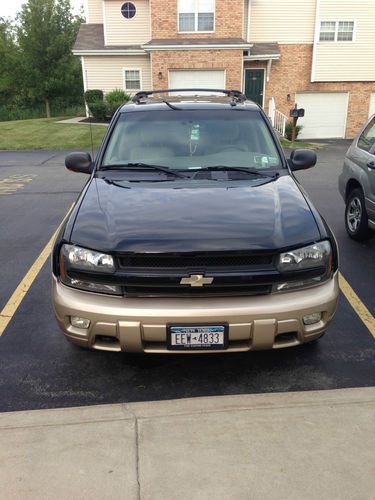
xmin=0 ymin=141 xmax=374 ymax=412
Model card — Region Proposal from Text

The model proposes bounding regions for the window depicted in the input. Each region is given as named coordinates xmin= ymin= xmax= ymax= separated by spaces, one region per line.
xmin=121 ymin=2 xmax=136 ymax=19
xmin=124 ymin=70 xmax=141 ymax=90
xmin=337 ymin=21 xmax=354 ymax=41
xmin=358 ymin=118 xmax=375 ymax=153
xmin=178 ymin=0 xmax=214 ymax=32
xmin=319 ymin=21 xmax=336 ymax=41
xmin=319 ymin=21 xmax=354 ymax=42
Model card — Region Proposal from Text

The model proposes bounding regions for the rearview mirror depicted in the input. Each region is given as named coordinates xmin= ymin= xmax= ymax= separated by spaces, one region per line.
xmin=65 ymin=152 xmax=93 ymax=174
xmin=288 ymin=149 xmax=317 ymax=172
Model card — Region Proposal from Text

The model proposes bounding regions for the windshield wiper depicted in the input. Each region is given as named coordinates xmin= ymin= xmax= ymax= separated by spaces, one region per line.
xmin=195 ymin=166 xmax=279 ymax=178
xmin=99 ymin=163 xmax=188 ymax=178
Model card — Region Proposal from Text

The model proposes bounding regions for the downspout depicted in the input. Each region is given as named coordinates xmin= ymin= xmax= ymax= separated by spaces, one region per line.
xmin=311 ymin=0 xmax=320 ymax=83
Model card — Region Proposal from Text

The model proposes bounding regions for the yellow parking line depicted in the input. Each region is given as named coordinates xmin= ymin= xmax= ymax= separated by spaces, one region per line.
xmin=339 ymin=272 xmax=375 ymax=338
xmin=0 ymin=205 xmax=74 ymax=336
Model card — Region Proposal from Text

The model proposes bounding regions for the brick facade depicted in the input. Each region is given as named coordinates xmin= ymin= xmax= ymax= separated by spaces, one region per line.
xmin=151 ymin=49 xmax=243 ymax=90
xmin=150 ymin=0 xmax=243 ymax=39
xmin=245 ymin=44 xmax=375 ymax=138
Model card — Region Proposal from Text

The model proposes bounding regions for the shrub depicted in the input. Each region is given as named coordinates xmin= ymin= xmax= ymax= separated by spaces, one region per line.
xmin=105 ymin=89 xmax=131 ymax=118
xmin=285 ymin=121 xmax=303 ymax=141
xmin=84 ymin=89 xmax=104 ymax=104
xmin=89 ymin=101 xmax=108 ymax=121
xmin=106 ymin=89 xmax=131 ymax=105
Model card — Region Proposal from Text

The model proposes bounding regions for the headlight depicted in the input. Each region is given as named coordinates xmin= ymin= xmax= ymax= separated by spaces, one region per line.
xmin=60 ymin=244 xmax=121 ymax=295
xmin=61 ymin=244 xmax=115 ymax=273
xmin=273 ymin=241 xmax=332 ymax=293
xmin=276 ymin=241 xmax=332 ymax=273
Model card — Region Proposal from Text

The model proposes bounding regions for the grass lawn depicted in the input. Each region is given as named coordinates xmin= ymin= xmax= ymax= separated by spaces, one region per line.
xmin=280 ymin=137 xmax=324 ymax=150
xmin=0 ymin=117 xmax=107 ymax=150
xmin=0 ymin=116 xmax=322 ymax=152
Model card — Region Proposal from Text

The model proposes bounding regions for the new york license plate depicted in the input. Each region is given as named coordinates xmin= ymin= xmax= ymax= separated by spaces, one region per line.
xmin=167 ymin=325 xmax=228 ymax=350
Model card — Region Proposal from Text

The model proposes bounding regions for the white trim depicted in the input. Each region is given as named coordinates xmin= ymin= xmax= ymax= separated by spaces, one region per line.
xmin=143 ymin=43 xmax=251 ymax=51
xmin=244 ymin=68 xmax=265 ymax=108
xmin=311 ymin=0 xmax=320 ymax=83
xmin=84 ymin=0 xmax=89 ymax=23
xmin=102 ymin=1 xmax=107 ymax=46
xmin=266 ymin=59 xmax=272 ymax=82
xmin=81 ymin=57 xmax=90 ymax=117
xmin=369 ymin=93 xmax=375 ymax=118
xmin=177 ymin=0 xmax=216 ymax=34
xmin=123 ymin=67 xmax=143 ymax=92
xmin=150 ymin=51 xmax=154 ymax=88
xmin=240 ymin=57 xmax=244 ymax=93
xmin=244 ymin=54 xmax=279 ymax=61
xmin=73 ymin=49 xmax=146 ymax=55
xmin=247 ymin=0 xmax=251 ymax=42
xmin=149 ymin=0 xmax=153 ymax=40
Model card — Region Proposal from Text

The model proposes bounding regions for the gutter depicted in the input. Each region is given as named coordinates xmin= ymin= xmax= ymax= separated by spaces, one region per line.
xmin=73 ymin=49 xmax=146 ymax=55
xmin=142 ymin=43 xmax=253 ymax=51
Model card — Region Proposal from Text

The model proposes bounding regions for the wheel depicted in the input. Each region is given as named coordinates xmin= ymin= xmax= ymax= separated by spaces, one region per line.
xmin=345 ymin=188 xmax=374 ymax=241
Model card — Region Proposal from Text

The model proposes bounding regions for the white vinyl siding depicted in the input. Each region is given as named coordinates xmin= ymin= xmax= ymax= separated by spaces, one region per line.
xmin=314 ymin=1 xmax=375 ymax=81
xmin=249 ymin=0 xmax=316 ymax=43
xmin=86 ymin=0 xmax=103 ymax=23
xmin=83 ymin=56 xmax=151 ymax=93
xmin=296 ymin=92 xmax=348 ymax=139
xmin=104 ymin=0 xmax=151 ymax=46
xmin=169 ymin=70 xmax=225 ymax=93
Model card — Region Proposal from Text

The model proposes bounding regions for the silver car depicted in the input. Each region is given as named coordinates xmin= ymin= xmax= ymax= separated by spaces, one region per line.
xmin=339 ymin=115 xmax=375 ymax=241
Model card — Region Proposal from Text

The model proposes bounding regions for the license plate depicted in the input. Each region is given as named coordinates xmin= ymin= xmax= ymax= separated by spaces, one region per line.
xmin=167 ymin=325 xmax=228 ymax=350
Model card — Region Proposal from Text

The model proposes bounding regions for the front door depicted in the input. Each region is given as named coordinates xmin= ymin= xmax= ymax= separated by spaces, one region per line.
xmin=245 ymin=69 xmax=264 ymax=106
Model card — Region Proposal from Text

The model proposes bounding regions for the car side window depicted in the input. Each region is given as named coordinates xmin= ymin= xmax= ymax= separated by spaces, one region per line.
xmin=358 ymin=118 xmax=375 ymax=153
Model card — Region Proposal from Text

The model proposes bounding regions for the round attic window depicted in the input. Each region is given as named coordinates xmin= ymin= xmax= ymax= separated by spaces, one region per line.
xmin=121 ymin=2 xmax=136 ymax=19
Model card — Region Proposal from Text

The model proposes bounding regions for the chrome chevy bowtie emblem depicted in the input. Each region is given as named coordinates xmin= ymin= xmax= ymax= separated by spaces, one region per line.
xmin=180 ymin=274 xmax=214 ymax=287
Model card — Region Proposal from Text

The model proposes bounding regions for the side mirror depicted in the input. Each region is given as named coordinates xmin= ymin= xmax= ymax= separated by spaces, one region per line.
xmin=65 ymin=152 xmax=94 ymax=174
xmin=288 ymin=149 xmax=317 ymax=172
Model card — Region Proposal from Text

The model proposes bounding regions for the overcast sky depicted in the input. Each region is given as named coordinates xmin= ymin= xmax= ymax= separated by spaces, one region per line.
xmin=0 ymin=0 xmax=84 ymax=19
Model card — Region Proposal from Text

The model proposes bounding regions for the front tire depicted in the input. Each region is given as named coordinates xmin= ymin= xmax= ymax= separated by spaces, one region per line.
xmin=345 ymin=188 xmax=373 ymax=241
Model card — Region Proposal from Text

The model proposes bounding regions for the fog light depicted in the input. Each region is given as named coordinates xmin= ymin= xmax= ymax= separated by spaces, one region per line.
xmin=303 ymin=312 xmax=322 ymax=325
xmin=71 ymin=316 xmax=91 ymax=329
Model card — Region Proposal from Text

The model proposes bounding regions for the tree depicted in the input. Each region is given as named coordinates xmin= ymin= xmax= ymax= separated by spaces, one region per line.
xmin=0 ymin=18 xmax=18 ymax=107
xmin=16 ymin=0 xmax=84 ymax=117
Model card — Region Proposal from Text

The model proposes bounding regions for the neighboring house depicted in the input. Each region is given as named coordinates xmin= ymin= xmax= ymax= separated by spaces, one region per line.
xmin=74 ymin=0 xmax=375 ymax=139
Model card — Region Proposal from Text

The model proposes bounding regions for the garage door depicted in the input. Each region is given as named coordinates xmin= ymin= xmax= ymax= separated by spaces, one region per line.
xmin=169 ymin=70 xmax=225 ymax=94
xmin=369 ymin=93 xmax=375 ymax=117
xmin=296 ymin=92 xmax=348 ymax=139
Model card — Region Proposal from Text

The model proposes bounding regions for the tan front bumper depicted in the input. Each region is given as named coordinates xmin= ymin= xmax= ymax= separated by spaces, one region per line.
xmin=52 ymin=272 xmax=339 ymax=353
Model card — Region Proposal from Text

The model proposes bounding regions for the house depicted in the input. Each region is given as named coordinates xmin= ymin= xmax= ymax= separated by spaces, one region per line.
xmin=74 ymin=0 xmax=375 ymax=139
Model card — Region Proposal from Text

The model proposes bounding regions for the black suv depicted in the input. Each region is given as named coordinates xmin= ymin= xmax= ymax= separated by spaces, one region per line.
xmin=52 ymin=89 xmax=339 ymax=353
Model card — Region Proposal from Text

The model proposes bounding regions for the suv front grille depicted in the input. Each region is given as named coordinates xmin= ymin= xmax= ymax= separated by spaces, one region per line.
xmin=116 ymin=252 xmax=275 ymax=297
xmin=119 ymin=253 xmax=273 ymax=269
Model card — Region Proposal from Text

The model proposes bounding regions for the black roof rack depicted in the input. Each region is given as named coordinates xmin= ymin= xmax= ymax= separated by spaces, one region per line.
xmin=132 ymin=88 xmax=247 ymax=105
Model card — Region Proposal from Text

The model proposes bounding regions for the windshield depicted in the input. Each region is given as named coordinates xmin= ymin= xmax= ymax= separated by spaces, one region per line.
xmin=102 ymin=110 xmax=282 ymax=171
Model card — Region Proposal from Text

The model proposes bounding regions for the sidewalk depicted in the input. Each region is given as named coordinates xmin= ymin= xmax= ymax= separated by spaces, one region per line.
xmin=55 ymin=117 xmax=109 ymax=126
xmin=1 ymin=388 xmax=374 ymax=500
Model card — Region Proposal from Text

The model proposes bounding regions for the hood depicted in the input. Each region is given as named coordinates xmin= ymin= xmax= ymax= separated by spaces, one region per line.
xmin=70 ymin=175 xmax=321 ymax=253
